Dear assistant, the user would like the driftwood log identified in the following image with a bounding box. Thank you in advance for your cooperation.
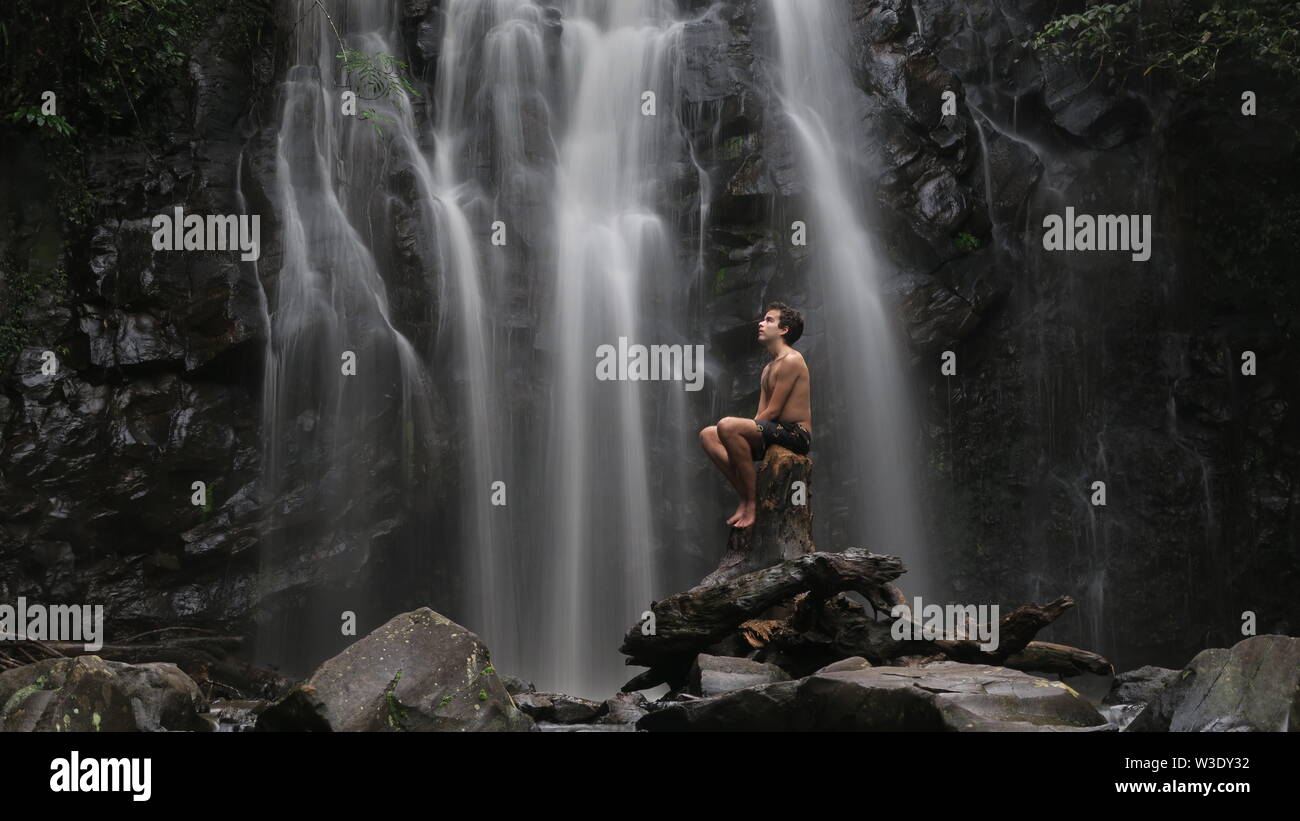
[621,550,1111,690]
[746,592,941,677]
[929,595,1076,663]
[700,445,814,587]
[748,592,1107,678]
[1003,641,1115,677]
[621,548,905,690]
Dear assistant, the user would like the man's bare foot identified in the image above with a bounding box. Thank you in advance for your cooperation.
[726,503,745,526]
[732,501,756,529]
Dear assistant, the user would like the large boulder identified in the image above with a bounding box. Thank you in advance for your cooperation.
[639,661,1110,732]
[0,655,209,732]
[1126,635,1300,732]
[256,608,534,732]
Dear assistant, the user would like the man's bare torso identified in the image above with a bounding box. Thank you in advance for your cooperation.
[760,350,812,432]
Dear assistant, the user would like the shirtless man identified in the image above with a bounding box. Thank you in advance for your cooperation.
[698,302,812,529]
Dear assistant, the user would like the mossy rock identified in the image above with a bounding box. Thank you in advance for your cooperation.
[257,607,534,732]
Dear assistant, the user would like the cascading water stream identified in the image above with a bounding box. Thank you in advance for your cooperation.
[766,0,930,593]
[256,0,698,697]
[255,0,437,672]
[540,1,688,697]
[407,0,552,679]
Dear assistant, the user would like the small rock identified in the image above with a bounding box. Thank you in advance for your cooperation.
[514,692,603,724]
[1103,665,1179,707]
[814,656,872,675]
[689,653,792,697]
[599,692,649,725]
[500,674,536,696]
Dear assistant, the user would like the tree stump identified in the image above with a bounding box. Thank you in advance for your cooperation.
[699,444,813,588]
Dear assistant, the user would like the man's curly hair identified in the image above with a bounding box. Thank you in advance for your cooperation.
[764,301,804,346]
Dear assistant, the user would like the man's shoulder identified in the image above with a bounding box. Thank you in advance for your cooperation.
[781,349,809,371]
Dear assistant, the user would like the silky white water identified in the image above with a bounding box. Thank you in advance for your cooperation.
[767,0,931,592]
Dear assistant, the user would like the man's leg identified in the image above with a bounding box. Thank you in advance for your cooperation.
[699,425,748,525]
[717,416,763,528]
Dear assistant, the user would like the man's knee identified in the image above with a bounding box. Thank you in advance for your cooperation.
[718,416,752,438]
[698,425,718,445]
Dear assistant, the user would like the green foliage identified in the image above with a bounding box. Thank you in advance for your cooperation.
[338,49,419,102]
[7,105,75,137]
[337,48,420,137]
[0,251,68,366]
[955,231,981,253]
[305,1,420,138]
[720,135,747,160]
[1,0,215,132]
[52,152,96,229]
[1,1,261,244]
[1198,187,1300,311]
[1025,0,1300,86]
[384,671,409,730]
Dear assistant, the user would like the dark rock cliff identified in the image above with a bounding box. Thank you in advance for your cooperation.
[1,7,277,638]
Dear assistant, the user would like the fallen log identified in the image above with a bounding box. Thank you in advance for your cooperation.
[683,591,1094,681]
[1002,641,1114,677]
[748,592,940,677]
[621,548,905,685]
[930,595,1075,663]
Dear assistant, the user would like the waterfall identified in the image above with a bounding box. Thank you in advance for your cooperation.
[255,0,697,697]
[765,0,930,591]
[255,0,932,694]
[409,0,550,689]
[539,0,688,697]
[255,0,438,673]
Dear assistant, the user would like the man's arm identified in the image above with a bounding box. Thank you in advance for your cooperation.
[755,363,770,418]
[755,359,797,422]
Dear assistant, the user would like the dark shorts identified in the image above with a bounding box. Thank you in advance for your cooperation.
[752,419,811,459]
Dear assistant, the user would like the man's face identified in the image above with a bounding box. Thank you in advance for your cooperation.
[758,310,785,344]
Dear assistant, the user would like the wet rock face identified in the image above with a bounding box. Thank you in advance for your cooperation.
[0,9,275,640]
[1127,635,1300,733]
[0,655,210,732]
[256,608,533,732]
[639,660,1109,732]
[1,5,425,656]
